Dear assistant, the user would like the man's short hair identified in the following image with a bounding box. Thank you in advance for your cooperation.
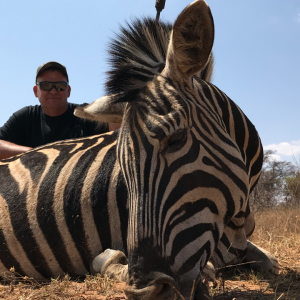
[36,61,69,84]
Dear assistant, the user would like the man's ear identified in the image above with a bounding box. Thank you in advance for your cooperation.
[33,85,38,97]
[67,85,71,98]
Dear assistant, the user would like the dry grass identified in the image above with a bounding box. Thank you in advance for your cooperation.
[0,208,299,299]
[0,272,125,300]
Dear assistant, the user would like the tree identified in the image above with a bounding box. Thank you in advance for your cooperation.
[250,150,296,211]
[285,171,300,206]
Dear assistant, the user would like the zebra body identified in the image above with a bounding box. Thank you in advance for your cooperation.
[0,133,128,280]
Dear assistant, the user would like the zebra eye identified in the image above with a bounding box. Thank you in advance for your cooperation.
[166,129,187,153]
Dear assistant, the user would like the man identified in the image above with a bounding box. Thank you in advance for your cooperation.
[0,61,119,160]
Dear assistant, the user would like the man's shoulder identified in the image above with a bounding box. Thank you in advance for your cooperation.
[13,105,41,118]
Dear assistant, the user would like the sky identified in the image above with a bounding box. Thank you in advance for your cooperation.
[0,0,299,163]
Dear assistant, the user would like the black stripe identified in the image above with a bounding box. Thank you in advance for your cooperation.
[20,151,48,184]
[214,247,225,265]
[91,144,117,251]
[115,172,128,255]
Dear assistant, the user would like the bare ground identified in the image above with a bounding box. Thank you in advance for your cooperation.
[0,208,299,300]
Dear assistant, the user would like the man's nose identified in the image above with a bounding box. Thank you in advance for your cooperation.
[49,86,58,94]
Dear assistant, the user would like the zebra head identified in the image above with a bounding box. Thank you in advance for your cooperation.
[75,1,244,299]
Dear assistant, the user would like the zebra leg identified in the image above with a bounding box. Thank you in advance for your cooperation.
[210,216,249,270]
[210,213,279,275]
[244,211,279,274]
[90,249,128,281]
[210,211,248,269]
[243,241,279,275]
[202,261,216,282]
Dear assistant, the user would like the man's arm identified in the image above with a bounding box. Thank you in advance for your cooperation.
[0,107,33,160]
[0,140,32,160]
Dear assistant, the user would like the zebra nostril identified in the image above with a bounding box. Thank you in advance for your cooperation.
[124,284,176,300]
[149,273,176,299]
[155,282,175,299]
[124,274,176,300]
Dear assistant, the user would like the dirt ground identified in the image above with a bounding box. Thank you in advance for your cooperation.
[0,208,299,300]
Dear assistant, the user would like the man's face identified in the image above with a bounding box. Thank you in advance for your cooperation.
[33,70,71,114]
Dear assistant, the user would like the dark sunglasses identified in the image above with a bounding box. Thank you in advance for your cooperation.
[37,81,68,91]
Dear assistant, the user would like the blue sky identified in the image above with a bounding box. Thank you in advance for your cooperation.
[0,0,299,162]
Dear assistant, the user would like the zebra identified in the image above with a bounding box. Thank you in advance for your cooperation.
[0,3,213,282]
[75,0,278,299]
[0,0,277,298]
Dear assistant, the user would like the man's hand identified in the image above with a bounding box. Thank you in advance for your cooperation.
[0,140,32,160]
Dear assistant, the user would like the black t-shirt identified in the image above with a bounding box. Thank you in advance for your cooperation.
[0,103,109,148]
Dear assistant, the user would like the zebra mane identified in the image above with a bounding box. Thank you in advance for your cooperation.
[105,17,214,95]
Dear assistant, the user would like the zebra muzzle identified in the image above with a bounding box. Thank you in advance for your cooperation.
[124,272,176,300]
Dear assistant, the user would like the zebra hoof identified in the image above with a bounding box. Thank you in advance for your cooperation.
[245,241,279,275]
[202,261,216,282]
[90,249,128,275]
[90,249,128,281]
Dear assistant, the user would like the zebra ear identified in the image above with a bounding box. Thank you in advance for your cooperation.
[165,0,214,78]
[74,95,124,123]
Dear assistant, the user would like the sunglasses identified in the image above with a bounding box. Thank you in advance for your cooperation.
[37,81,68,91]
